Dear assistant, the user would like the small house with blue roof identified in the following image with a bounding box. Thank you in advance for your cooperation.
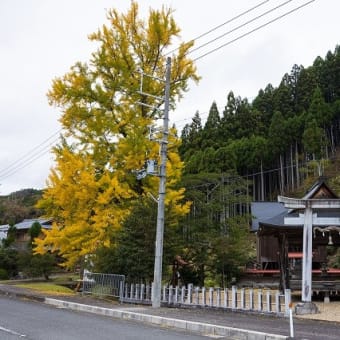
[0,218,52,250]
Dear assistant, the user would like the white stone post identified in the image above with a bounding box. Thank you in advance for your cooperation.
[130,284,134,299]
[188,284,193,304]
[125,283,128,299]
[266,291,271,312]
[249,288,254,310]
[174,286,179,304]
[275,291,281,313]
[162,285,167,302]
[119,281,124,302]
[223,288,228,308]
[209,288,213,307]
[232,286,237,309]
[135,284,139,300]
[240,288,245,309]
[258,290,263,312]
[181,286,185,304]
[202,287,206,306]
[216,288,221,307]
[168,285,173,304]
[140,284,145,301]
[195,286,199,305]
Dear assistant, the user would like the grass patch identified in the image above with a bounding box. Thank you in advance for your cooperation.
[52,275,79,283]
[15,282,75,295]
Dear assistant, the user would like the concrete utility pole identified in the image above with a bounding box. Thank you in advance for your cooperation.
[152,57,171,308]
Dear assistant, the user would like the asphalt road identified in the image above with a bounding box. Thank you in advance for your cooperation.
[1,292,340,340]
[0,296,222,340]
[143,306,340,340]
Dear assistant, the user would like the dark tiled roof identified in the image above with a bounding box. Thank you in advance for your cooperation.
[302,178,338,199]
[251,202,288,231]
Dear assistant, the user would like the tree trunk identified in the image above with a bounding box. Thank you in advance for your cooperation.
[279,154,285,195]
[198,263,205,287]
[290,144,294,191]
[278,233,290,292]
[260,160,264,201]
[330,124,335,155]
[295,141,300,188]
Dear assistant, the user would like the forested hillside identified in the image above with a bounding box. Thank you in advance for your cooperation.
[180,45,340,201]
[0,189,43,225]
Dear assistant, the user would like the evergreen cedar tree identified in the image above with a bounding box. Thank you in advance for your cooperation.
[180,47,340,189]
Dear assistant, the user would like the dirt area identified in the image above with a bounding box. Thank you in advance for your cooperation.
[291,292,340,322]
[295,300,340,322]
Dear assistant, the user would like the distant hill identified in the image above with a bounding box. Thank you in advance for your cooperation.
[0,189,43,225]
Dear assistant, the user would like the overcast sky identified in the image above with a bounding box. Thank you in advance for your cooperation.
[0,0,339,195]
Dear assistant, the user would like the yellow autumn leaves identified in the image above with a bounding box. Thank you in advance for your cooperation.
[34,2,199,268]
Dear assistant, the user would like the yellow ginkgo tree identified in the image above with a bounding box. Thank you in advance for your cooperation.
[34,2,199,269]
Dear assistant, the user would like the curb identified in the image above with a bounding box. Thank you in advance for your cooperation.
[45,298,288,340]
[0,288,45,303]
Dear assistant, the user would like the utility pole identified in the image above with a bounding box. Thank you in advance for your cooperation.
[152,56,171,308]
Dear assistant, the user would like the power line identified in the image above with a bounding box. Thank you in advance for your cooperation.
[188,0,294,56]
[0,143,56,181]
[0,129,61,177]
[171,0,315,130]
[193,0,316,62]
[183,160,313,191]
[166,0,270,56]
[173,110,209,123]
[0,131,60,181]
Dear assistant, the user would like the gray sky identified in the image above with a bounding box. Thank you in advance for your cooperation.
[0,0,339,195]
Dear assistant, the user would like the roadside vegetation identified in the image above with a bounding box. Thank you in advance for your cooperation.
[14,282,75,295]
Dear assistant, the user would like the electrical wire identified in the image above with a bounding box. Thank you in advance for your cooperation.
[165,0,270,56]
[184,160,312,191]
[193,0,315,62]
[0,129,61,177]
[0,142,57,181]
[0,132,60,181]
[188,0,294,56]
[170,0,316,129]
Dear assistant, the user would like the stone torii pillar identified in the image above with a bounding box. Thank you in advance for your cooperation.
[278,196,340,314]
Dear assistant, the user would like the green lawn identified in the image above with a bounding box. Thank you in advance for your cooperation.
[15,282,75,295]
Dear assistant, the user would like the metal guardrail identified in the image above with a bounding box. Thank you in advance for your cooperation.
[82,271,125,298]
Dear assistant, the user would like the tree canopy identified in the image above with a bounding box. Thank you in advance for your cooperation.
[34,2,199,268]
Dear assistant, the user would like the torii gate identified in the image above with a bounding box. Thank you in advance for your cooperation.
[278,196,340,314]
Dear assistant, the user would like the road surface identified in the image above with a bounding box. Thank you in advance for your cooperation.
[0,296,221,340]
